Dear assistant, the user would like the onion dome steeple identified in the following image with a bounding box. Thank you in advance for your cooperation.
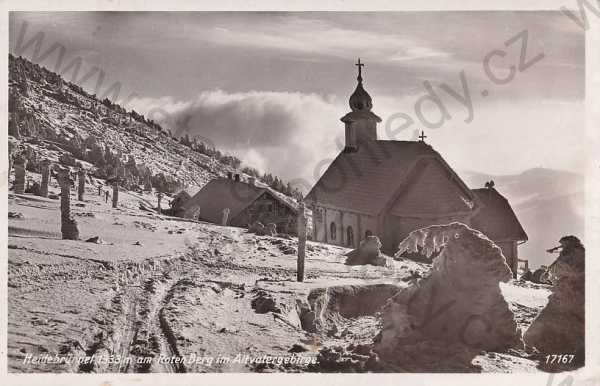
[349,58,373,112]
[341,58,381,151]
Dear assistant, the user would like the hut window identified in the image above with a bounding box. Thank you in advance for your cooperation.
[347,226,354,247]
[330,222,337,240]
[268,204,273,212]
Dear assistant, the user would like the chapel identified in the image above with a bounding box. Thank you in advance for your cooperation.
[304,59,527,276]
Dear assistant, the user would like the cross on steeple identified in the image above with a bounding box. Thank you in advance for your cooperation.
[419,130,427,142]
[355,58,364,82]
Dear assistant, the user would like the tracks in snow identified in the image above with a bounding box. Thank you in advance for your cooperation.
[76,258,190,373]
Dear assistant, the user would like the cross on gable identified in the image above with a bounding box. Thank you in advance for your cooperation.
[419,130,427,142]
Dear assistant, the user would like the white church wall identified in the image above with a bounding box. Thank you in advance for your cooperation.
[311,204,381,249]
[341,212,359,248]
[324,208,343,246]
[312,206,327,242]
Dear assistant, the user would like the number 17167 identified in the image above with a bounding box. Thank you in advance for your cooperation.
[545,354,575,365]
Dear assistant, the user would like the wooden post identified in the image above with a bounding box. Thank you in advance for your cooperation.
[112,180,119,208]
[77,168,86,201]
[297,202,307,282]
[39,159,51,198]
[222,207,230,225]
[157,191,163,213]
[192,206,201,220]
[8,140,16,178]
[13,154,27,194]
[56,166,79,240]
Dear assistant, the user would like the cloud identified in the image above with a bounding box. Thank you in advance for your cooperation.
[199,16,451,63]
[130,90,347,188]
[130,86,584,194]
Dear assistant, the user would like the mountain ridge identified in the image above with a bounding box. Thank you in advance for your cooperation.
[8,53,301,203]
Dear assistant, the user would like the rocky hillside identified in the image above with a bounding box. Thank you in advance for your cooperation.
[7,54,299,202]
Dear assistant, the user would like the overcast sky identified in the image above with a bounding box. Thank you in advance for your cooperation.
[9,12,585,187]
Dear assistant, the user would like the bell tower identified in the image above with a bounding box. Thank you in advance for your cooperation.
[341,58,382,152]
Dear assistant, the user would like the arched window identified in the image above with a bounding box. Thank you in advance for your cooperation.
[346,226,354,247]
[317,208,324,222]
[365,230,373,238]
[330,222,337,240]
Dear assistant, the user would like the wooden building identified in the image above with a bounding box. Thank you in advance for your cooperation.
[470,186,528,276]
[181,174,299,234]
[169,189,195,217]
[305,60,527,276]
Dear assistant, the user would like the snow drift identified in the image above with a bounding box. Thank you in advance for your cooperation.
[524,236,585,370]
[373,222,521,371]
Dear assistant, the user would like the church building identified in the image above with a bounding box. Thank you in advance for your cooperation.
[304,60,528,277]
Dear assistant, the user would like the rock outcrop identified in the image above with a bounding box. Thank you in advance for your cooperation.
[524,236,585,369]
[345,236,387,266]
[373,223,521,371]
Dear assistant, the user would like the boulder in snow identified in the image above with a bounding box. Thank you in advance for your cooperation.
[248,221,265,235]
[345,236,387,266]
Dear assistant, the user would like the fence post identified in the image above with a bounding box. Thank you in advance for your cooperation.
[297,202,307,282]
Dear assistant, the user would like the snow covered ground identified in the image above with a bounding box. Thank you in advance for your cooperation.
[7,175,553,373]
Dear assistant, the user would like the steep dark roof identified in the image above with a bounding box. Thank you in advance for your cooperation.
[172,190,192,201]
[170,189,196,210]
[182,178,298,224]
[178,186,201,197]
[181,178,265,224]
[470,187,528,242]
[305,140,476,215]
